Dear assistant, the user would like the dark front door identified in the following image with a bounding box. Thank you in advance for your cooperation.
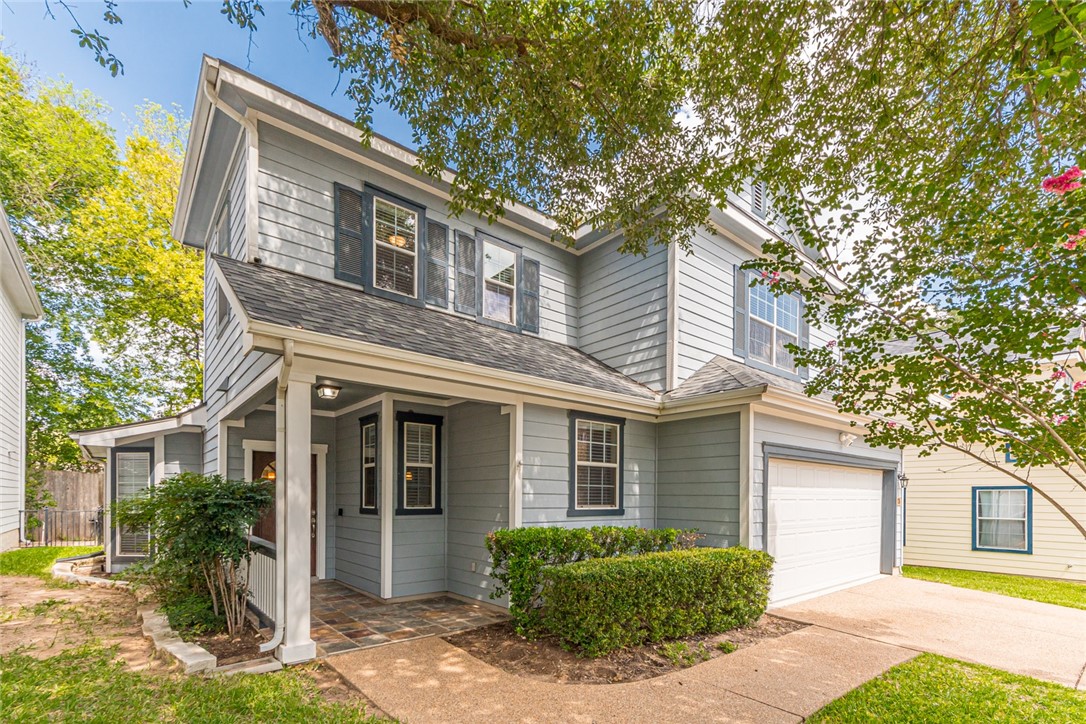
[251,450,318,577]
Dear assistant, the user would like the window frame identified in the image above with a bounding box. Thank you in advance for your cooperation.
[567,412,625,517]
[372,194,420,298]
[395,411,443,515]
[747,280,802,375]
[111,447,153,560]
[216,201,231,257]
[475,232,523,333]
[356,184,428,307]
[359,414,378,514]
[972,485,1032,554]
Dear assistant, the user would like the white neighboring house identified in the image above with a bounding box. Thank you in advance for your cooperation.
[1,203,43,551]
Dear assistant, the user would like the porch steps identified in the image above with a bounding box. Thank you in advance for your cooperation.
[210,657,284,676]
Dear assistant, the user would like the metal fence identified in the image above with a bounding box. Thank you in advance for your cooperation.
[20,508,104,547]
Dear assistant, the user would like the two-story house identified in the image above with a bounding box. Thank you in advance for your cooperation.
[73,57,903,664]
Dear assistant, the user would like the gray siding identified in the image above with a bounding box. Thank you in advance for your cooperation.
[752,411,902,550]
[334,403,381,595]
[657,413,741,548]
[577,238,669,390]
[256,123,578,344]
[446,402,508,602]
[225,410,337,579]
[521,404,655,527]
[391,401,446,598]
[163,432,202,477]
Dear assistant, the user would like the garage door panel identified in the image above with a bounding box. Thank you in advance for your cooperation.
[768,459,885,605]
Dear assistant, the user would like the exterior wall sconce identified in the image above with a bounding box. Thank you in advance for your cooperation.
[315,383,342,401]
[897,473,909,490]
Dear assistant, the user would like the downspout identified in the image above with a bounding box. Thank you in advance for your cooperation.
[260,340,294,654]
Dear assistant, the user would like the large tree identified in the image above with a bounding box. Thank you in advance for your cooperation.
[1,54,202,470]
[45,2,1086,533]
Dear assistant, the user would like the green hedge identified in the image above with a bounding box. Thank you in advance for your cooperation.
[485,526,700,634]
[539,547,773,657]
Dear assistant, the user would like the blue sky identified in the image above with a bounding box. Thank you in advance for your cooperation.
[0,0,413,145]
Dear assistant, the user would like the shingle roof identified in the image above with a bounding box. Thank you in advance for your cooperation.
[216,256,656,401]
[666,355,808,401]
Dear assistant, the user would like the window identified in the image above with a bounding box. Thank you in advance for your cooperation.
[114,450,151,556]
[397,412,442,514]
[216,203,230,256]
[482,240,517,324]
[360,416,378,513]
[973,487,1031,553]
[569,414,624,515]
[373,196,418,297]
[216,285,230,338]
[749,281,800,372]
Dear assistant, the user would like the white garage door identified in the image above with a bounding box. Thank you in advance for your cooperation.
[768,458,884,606]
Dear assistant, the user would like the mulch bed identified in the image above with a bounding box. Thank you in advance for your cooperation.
[443,614,807,685]
[193,626,269,666]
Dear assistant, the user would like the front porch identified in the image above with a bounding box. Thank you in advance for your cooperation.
[310,580,507,657]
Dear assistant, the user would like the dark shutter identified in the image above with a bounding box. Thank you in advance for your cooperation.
[798,302,810,380]
[425,220,449,307]
[733,265,749,358]
[334,184,366,284]
[520,257,540,333]
[454,231,478,315]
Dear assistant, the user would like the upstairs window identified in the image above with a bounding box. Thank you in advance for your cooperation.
[373,196,418,297]
[749,281,800,372]
[482,240,517,324]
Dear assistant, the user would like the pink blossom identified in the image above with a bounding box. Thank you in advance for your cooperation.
[886,421,898,429]
[1074,380,1086,392]
[1052,414,1069,426]
[1051,368,1067,380]
[1063,229,1086,250]
[761,270,781,286]
[1043,166,1083,195]
[826,340,837,349]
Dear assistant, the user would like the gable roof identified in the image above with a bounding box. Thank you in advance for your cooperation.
[215,256,656,401]
[1,202,43,320]
[666,355,809,401]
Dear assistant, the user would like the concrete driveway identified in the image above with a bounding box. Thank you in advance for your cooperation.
[774,575,1086,689]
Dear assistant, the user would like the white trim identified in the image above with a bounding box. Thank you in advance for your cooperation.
[240,438,329,579]
[503,400,524,528]
[361,420,378,510]
[666,243,680,390]
[218,361,282,422]
[245,110,259,261]
[401,421,437,509]
[480,238,518,325]
[739,405,753,548]
[153,436,165,486]
[257,403,335,418]
[572,419,622,511]
[379,395,394,598]
[372,195,420,298]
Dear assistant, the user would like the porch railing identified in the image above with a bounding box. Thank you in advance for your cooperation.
[245,539,276,626]
[20,508,103,547]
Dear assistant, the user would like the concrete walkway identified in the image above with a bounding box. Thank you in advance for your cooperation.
[327,625,913,723]
[774,576,1086,689]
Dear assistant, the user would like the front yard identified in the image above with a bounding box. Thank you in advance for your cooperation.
[810,653,1086,723]
[902,565,1086,610]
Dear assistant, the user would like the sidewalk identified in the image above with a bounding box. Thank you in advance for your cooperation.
[326,626,914,723]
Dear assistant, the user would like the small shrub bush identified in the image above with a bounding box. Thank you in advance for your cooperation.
[539,547,773,657]
[486,526,700,634]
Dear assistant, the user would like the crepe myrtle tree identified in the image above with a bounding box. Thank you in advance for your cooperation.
[749,171,1086,539]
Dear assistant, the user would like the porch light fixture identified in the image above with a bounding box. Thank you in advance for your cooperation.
[315,383,342,401]
[897,473,909,490]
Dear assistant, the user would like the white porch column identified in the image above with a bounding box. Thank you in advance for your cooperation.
[379,394,394,599]
[507,400,524,528]
[278,372,316,664]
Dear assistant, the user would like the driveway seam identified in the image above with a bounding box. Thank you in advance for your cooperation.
[798,623,926,658]
[691,675,807,720]
[1076,660,1086,690]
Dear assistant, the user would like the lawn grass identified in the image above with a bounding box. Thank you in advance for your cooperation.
[0,546,101,582]
[810,653,1086,723]
[0,644,390,723]
[902,565,1086,610]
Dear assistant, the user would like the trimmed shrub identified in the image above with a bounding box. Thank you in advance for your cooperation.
[486,526,700,635]
[539,547,773,657]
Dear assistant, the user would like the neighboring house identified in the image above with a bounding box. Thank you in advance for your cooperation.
[1,203,43,551]
[73,57,903,664]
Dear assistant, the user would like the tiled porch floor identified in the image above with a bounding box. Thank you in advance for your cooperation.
[310,580,508,657]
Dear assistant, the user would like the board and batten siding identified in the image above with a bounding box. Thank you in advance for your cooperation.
[225,410,337,579]
[577,238,669,389]
[255,122,577,344]
[903,446,1086,581]
[752,411,902,558]
[521,404,655,527]
[446,402,509,602]
[334,403,381,595]
[656,413,741,548]
[0,282,26,548]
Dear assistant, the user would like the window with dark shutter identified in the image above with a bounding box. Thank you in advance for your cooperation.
[425,220,449,307]
[334,184,366,284]
[454,232,478,315]
[520,258,540,333]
